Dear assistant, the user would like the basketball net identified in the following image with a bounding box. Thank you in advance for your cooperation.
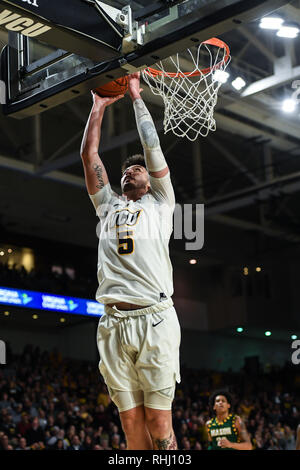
[141,38,231,141]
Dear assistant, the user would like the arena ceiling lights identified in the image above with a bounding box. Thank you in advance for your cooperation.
[259,16,300,38]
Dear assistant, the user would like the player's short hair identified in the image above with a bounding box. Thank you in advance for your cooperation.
[121,154,146,174]
[209,389,233,412]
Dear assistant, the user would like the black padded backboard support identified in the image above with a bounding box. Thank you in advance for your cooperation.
[0,0,123,60]
[0,0,290,118]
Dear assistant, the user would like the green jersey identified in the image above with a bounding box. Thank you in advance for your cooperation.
[207,413,240,450]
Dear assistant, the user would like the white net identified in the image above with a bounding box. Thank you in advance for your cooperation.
[141,38,231,141]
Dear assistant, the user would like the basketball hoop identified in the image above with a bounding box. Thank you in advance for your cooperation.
[141,38,231,141]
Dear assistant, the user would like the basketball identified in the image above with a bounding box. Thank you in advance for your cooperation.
[93,76,129,97]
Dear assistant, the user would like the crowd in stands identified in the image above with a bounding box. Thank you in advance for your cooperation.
[0,344,299,451]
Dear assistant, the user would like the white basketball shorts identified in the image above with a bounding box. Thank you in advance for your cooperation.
[96,299,181,410]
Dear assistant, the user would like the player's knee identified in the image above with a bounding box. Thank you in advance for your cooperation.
[120,408,144,437]
[120,414,137,437]
[145,412,170,437]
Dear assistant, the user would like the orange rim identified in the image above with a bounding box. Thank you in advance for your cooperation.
[144,37,230,78]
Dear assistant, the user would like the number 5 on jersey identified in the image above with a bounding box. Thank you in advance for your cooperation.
[117,230,134,255]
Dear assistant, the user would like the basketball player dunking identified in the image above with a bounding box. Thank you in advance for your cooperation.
[80,72,181,450]
[206,390,252,450]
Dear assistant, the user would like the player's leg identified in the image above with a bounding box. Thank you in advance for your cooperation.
[119,404,153,450]
[97,313,152,449]
[144,387,178,450]
[136,306,181,449]
[108,388,153,450]
[144,407,177,450]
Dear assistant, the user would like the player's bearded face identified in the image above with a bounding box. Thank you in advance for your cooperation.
[121,165,150,192]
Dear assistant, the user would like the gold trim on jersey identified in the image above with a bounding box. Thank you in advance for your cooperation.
[215,413,232,426]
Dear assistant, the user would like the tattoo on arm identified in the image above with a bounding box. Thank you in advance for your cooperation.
[154,432,177,450]
[134,99,160,149]
[93,163,104,190]
[141,121,159,148]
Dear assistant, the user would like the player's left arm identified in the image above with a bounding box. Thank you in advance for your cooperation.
[128,72,175,207]
[219,416,252,450]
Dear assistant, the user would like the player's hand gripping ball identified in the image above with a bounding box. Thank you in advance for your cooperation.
[93,76,128,97]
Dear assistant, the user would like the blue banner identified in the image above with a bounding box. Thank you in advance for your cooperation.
[0,286,104,317]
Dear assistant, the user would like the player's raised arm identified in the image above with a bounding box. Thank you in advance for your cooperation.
[128,72,169,179]
[80,92,123,198]
[128,72,175,208]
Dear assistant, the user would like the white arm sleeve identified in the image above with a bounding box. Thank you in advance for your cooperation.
[133,98,167,172]
[89,182,113,210]
[89,183,120,219]
[149,173,175,210]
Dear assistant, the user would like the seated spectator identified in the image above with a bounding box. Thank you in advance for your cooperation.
[0,433,13,450]
[25,416,45,446]
[284,425,296,450]
[46,426,60,448]
[83,434,94,450]
[0,393,11,411]
[11,403,24,425]
[0,411,17,438]
[65,425,76,447]
[16,437,30,450]
[67,435,85,451]
[55,429,69,450]
[100,437,112,450]
[111,433,121,450]
[38,409,47,429]
[97,385,111,408]
[54,439,65,450]
[17,413,31,436]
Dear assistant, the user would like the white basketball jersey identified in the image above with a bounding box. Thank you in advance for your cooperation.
[89,173,175,306]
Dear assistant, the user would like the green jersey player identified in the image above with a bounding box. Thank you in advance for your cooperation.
[206,390,252,450]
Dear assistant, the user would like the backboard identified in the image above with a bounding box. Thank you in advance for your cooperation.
[0,0,290,118]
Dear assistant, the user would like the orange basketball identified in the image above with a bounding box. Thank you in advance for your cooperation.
[94,76,128,97]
